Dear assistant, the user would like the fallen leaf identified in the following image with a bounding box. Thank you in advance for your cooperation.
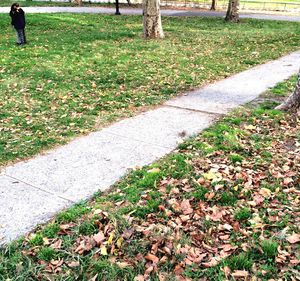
[223,266,231,277]
[244,125,256,130]
[67,261,80,268]
[202,258,219,267]
[286,233,300,244]
[100,245,108,256]
[145,253,159,263]
[50,239,62,249]
[180,199,193,215]
[134,275,145,281]
[147,168,160,173]
[116,261,130,268]
[93,232,105,245]
[232,270,249,278]
[259,187,272,198]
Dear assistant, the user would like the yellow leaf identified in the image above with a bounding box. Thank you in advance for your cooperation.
[43,237,50,245]
[147,168,160,173]
[100,246,108,256]
[244,125,256,130]
[203,171,217,180]
[107,233,114,245]
[259,188,272,198]
[249,214,263,228]
[116,237,123,248]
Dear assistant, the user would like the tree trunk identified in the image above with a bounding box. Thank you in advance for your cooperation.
[73,0,83,6]
[210,0,217,10]
[276,72,300,112]
[143,0,164,39]
[225,0,239,22]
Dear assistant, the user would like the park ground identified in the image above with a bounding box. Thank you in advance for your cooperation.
[1,10,300,281]
[1,14,300,166]
[0,76,299,280]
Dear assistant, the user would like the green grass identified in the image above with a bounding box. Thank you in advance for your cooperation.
[1,14,300,166]
[225,252,254,271]
[234,207,252,221]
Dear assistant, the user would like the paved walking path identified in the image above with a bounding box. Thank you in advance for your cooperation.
[1,51,300,246]
[0,6,300,22]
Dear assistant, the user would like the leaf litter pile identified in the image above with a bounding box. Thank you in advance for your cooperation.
[1,89,300,280]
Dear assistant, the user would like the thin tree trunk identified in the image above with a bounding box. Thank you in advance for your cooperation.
[210,0,217,10]
[276,72,300,112]
[225,0,239,22]
[73,0,83,6]
[143,0,164,39]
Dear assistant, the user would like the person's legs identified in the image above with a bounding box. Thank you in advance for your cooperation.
[15,29,26,45]
[15,28,22,44]
[22,29,27,44]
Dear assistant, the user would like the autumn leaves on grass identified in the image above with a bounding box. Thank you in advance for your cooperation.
[12,107,300,280]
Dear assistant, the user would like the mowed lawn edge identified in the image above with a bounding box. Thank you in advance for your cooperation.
[1,14,300,167]
[0,77,299,280]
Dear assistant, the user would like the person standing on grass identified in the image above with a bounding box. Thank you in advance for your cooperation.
[10,3,26,45]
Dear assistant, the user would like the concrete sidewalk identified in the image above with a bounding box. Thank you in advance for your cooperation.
[1,51,300,246]
[0,6,300,22]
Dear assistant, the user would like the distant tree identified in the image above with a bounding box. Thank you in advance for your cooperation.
[225,0,239,22]
[143,0,164,39]
[72,0,83,6]
[276,71,300,112]
[211,0,217,10]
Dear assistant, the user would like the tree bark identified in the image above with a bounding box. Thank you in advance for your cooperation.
[276,72,300,112]
[225,0,240,22]
[143,0,164,39]
[210,0,217,10]
[73,0,83,6]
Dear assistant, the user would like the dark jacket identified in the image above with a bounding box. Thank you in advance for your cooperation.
[10,8,25,29]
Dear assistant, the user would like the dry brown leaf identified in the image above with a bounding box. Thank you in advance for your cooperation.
[231,270,249,278]
[289,259,300,265]
[116,261,131,268]
[220,244,238,252]
[205,192,215,200]
[253,194,265,205]
[50,259,64,268]
[286,233,300,244]
[259,187,272,198]
[93,231,105,245]
[202,258,219,267]
[283,177,293,185]
[144,266,154,276]
[50,239,62,249]
[223,266,231,277]
[174,264,184,275]
[67,261,80,268]
[134,275,145,281]
[145,253,159,264]
[180,199,193,215]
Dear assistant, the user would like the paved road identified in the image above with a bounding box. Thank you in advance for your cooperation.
[0,6,300,22]
[1,51,300,245]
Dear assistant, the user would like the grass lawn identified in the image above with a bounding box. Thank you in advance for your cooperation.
[0,77,299,280]
[1,14,300,166]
